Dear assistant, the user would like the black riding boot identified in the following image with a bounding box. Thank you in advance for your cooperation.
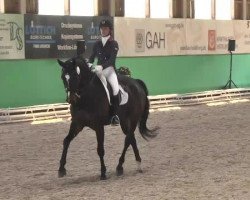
[111,93,120,126]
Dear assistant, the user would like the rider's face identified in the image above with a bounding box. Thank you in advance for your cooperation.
[100,26,111,37]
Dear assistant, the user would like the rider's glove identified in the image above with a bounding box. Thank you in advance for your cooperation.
[87,62,93,68]
[91,65,103,73]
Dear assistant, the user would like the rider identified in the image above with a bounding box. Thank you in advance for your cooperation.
[88,19,120,126]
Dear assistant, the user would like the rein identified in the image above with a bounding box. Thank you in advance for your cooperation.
[63,57,98,104]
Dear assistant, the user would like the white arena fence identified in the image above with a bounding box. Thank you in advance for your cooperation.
[1,88,250,124]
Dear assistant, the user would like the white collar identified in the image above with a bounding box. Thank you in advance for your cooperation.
[101,35,110,46]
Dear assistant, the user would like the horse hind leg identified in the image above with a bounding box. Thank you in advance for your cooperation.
[116,134,131,176]
[130,134,143,173]
[117,121,140,176]
[116,133,142,175]
[58,122,83,178]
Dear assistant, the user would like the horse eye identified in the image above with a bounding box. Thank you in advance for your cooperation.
[65,74,70,80]
[76,66,80,75]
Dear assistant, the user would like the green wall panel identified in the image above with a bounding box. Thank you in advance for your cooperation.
[117,54,250,95]
[1,54,250,108]
[0,59,65,108]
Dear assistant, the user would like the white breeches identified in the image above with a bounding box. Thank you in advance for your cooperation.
[96,66,119,96]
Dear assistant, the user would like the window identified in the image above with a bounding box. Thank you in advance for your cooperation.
[26,0,38,14]
[187,0,194,18]
[70,0,94,16]
[4,0,20,13]
[125,0,145,18]
[247,0,250,19]
[98,0,110,16]
[0,0,4,13]
[195,0,212,19]
[234,0,243,19]
[216,0,232,19]
[172,0,194,18]
[115,0,124,16]
[150,0,170,18]
[38,0,64,15]
[172,0,183,18]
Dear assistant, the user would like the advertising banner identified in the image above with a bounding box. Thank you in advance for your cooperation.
[184,19,216,55]
[233,20,250,54]
[25,15,112,59]
[115,18,250,57]
[2,15,250,59]
[0,14,25,59]
[215,20,234,54]
[115,18,186,57]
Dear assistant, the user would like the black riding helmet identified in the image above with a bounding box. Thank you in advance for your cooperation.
[99,19,113,30]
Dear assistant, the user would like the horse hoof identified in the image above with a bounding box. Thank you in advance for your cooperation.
[58,169,66,178]
[100,175,107,180]
[136,161,143,173]
[116,167,123,176]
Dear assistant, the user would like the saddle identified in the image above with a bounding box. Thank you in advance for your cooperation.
[98,76,128,105]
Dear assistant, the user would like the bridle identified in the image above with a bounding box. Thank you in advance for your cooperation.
[63,66,82,103]
[61,57,94,104]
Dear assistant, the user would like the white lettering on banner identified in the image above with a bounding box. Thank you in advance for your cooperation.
[61,23,83,29]
[86,22,100,41]
[57,44,77,50]
[61,34,83,40]
[33,44,50,48]
[146,32,166,49]
[91,35,101,40]
[25,24,56,35]
[30,35,52,40]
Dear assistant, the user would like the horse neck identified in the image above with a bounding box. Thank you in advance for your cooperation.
[79,72,106,98]
[79,71,95,90]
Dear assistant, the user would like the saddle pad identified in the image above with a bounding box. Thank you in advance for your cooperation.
[99,77,128,105]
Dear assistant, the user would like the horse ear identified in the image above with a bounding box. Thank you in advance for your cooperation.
[57,59,65,68]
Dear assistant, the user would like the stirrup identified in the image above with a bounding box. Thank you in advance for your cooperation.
[111,115,120,126]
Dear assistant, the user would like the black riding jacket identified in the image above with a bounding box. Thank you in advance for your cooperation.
[89,36,119,69]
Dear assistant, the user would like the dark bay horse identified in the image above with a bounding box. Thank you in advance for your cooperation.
[57,57,158,180]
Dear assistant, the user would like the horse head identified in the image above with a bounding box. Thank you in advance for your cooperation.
[57,57,92,104]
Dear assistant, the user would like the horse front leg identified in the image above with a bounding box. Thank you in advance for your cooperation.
[95,126,106,180]
[58,121,84,177]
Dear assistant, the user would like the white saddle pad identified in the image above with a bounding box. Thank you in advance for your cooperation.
[99,77,128,105]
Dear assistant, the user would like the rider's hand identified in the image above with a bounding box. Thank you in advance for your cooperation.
[87,62,93,68]
[91,65,103,73]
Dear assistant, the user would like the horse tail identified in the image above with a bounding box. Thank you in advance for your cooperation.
[136,79,159,141]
